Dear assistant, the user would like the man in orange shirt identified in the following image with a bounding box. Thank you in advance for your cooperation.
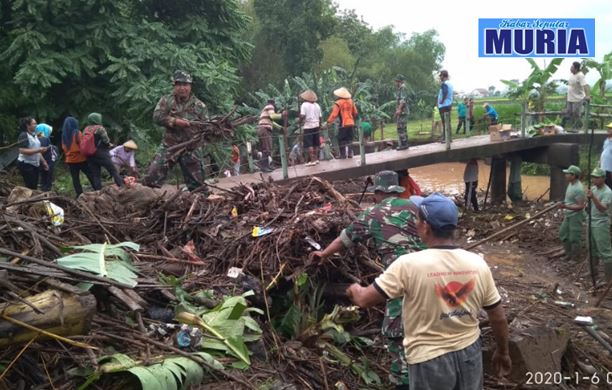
[325,87,358,159]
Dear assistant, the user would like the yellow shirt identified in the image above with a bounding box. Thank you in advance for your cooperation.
[375,248,501,364]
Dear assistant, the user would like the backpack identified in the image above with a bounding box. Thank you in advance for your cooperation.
[80,125,101,157]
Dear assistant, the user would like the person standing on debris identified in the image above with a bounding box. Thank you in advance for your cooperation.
[326,87,358,159]
[35,123,58,192]
[16,117,48,190]
[143,70,207,191]
[61,116,94,197]
[346,193,511,389]
[394,75,410,150]
[463,158,479,211]
[110,140,139,177]
[438,70,454,143]
[586,168,612,282]
[83,113,124,190]
[599,122,612,189]
[256,99,283,172]
[309,171,425,388]
[561,61,590,130]
[299,90,322,166]
[483,103,499,126]
[559,165,586,261]
[456,97,467,135]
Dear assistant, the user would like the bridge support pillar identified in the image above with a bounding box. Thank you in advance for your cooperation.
[507,155,523,202]
[547,143,580,201]
[491,156,507,205]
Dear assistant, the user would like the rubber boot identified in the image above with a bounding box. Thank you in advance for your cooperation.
[259,153,273,173]
[395,130,408,150]
[339,144,347,159]
[605,263,612,282]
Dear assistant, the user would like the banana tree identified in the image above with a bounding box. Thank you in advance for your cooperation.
[583,52,612,99]
[501,58,564,112]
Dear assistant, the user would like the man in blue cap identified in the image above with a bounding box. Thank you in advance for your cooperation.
[346,193,511,389]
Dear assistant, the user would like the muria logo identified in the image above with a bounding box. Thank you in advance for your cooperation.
[479,18,595,57]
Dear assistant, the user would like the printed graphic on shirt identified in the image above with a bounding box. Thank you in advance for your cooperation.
[435,279,475,307]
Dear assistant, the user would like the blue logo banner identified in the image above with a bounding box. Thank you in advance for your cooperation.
[479,18,595,57]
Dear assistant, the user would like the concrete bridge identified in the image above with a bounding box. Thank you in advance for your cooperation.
[216,132,608,203]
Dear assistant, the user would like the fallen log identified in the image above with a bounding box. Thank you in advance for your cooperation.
[0,289,96,347]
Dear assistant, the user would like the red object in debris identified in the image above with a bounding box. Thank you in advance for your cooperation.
[399,175,422,198]
[181,240,205,263]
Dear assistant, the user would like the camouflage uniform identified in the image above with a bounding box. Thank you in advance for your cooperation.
[395,76,410,149]
[143,71,208,191]
[340,189,425,386]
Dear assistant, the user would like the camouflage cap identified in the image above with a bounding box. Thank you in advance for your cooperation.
[173,70,193,84]
[591,167,606,177]
[367,170,405,194]
[562,165,581,176]
[395,74,406,81]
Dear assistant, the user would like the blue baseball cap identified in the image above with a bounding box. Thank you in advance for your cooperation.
[410,193,458,230]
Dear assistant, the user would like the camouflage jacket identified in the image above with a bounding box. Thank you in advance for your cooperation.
[153,93,208,146]
[395,83,409,117]
[340,197,425,268]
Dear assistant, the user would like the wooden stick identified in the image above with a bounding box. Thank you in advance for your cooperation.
[108,286,143,312]
[465,203,559,250]
[0,334,38,381]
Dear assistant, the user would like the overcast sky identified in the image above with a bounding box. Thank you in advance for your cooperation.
[334,0,612,94]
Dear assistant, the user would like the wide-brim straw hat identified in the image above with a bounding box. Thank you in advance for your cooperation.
[299,89,318,102]
[333,87,351,99]
[123,140,138,150]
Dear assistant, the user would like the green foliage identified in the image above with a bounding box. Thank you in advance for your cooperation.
[79,352,222,390]
[57,242,140,287]
[0,0,250,136]
[583,52,612,99]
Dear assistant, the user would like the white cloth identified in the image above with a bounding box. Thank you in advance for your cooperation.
[567,72,588,102]
[601,138,612,172]
[17,132,41,167]
[300,102,322,130]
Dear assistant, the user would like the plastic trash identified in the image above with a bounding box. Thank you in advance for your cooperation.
[553,300,575,308]
[230,206,238,218]
[227,267,244,279]
[252,226,273,237]
[176,325,192,348]
[305,236,321,250]
[44,201,64,226]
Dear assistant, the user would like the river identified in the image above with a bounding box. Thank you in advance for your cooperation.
[409,162,550,201]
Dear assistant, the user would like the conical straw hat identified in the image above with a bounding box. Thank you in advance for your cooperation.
[333,87,351,99]
[299,89,318,102]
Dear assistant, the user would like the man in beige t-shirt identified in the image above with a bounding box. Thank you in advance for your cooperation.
[562,61,591,130]
[347,193,511,390]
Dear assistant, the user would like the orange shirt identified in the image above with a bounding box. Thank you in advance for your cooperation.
[62,132,87,164]
[327,98,358,128]
[399,175,422,199]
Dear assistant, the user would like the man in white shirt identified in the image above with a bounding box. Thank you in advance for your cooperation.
[562,61,590,130]
[346,193,511,389]
[298,90,322,166]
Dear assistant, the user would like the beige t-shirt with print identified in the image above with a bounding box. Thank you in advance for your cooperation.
[375,247,501,364]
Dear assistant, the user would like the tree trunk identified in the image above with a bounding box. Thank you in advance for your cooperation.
[0,289,96,347]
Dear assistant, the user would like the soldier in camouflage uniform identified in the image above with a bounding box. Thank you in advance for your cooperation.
[395,75,410,151]
[309,171,425,389]
[143,70,208,191]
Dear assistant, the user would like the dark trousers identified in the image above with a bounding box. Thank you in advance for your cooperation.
[465,181,479,211]
[40,162,54,192]
[68,162,94,196]
[88,149,124,190]
[17,161,40,190]
[439,106,451,140]
[606,171,612,190]
[338,126,354,158]
[456,117,466,134]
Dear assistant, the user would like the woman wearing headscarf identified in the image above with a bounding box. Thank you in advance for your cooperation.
[61,116,94,196]
[16,117,48,189]
[83,113,124,190]
[35,123,58,191]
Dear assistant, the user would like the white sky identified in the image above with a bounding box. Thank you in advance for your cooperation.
[334,0,612,93]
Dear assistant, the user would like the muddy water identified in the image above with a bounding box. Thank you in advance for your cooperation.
[409,162,550,201]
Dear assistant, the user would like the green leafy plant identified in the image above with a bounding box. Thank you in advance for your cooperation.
[78,352,222,390]
[57,242,140,287]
